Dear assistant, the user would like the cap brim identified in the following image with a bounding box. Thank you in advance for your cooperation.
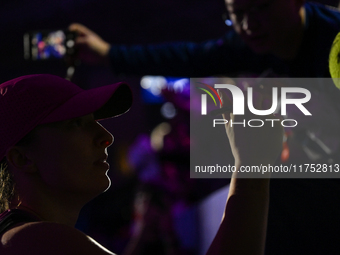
[41,82,132,124]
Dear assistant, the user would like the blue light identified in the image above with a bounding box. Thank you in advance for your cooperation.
[225,19,233,26]
[161,102,177,119]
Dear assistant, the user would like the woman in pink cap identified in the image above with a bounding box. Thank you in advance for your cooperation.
[0,74,283,255]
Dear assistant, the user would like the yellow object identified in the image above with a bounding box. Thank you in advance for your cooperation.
[329,32,340,88]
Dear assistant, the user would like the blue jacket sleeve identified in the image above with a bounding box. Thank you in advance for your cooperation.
[108,31,268,77]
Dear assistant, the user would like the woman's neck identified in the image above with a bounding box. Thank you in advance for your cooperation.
[10,192,84,227]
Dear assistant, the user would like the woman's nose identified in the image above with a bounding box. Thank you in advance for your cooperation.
[95,122,114,148]
[103,135,114,147]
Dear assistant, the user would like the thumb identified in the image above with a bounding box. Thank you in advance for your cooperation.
[69,23,93,36]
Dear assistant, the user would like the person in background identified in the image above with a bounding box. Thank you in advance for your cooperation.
[69,0,340,79]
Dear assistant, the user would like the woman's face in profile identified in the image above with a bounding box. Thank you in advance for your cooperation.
[25,114,114,200]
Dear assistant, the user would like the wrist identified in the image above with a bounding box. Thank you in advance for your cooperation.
[99,41,110,57]
[233,160,274,179]
[235,160,276,168]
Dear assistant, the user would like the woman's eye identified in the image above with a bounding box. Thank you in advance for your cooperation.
[70,118,83,127]
[68,115,94,128]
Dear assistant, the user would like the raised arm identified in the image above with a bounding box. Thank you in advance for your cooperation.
[206,89,283,255]
[68,23,261,77]
[69,23,111,65]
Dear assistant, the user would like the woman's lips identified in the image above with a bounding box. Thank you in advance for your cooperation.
[94,155,109,169]
[94,160,110,170]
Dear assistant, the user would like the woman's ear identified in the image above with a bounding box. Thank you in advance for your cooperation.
[6,146,37,173]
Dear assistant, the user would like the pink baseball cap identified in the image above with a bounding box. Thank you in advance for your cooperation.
[0,74,132,161]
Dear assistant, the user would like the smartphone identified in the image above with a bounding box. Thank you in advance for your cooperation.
[24,29,76,60]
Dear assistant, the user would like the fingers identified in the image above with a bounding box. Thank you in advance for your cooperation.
[74,36,88,45]
[68,23,110,58]
[69,23,93,45]
[68,23,93,35]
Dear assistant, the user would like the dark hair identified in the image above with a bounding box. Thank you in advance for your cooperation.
[0,158,14,213]
[0,129,38,213]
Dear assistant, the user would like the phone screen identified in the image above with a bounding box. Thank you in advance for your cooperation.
[24,30,76,60]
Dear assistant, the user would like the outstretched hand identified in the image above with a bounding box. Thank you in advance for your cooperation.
[219,88,283,171]
[68,23,110,65]
[206,87,284,255]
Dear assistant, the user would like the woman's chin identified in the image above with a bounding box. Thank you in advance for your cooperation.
[102,176,111,193]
